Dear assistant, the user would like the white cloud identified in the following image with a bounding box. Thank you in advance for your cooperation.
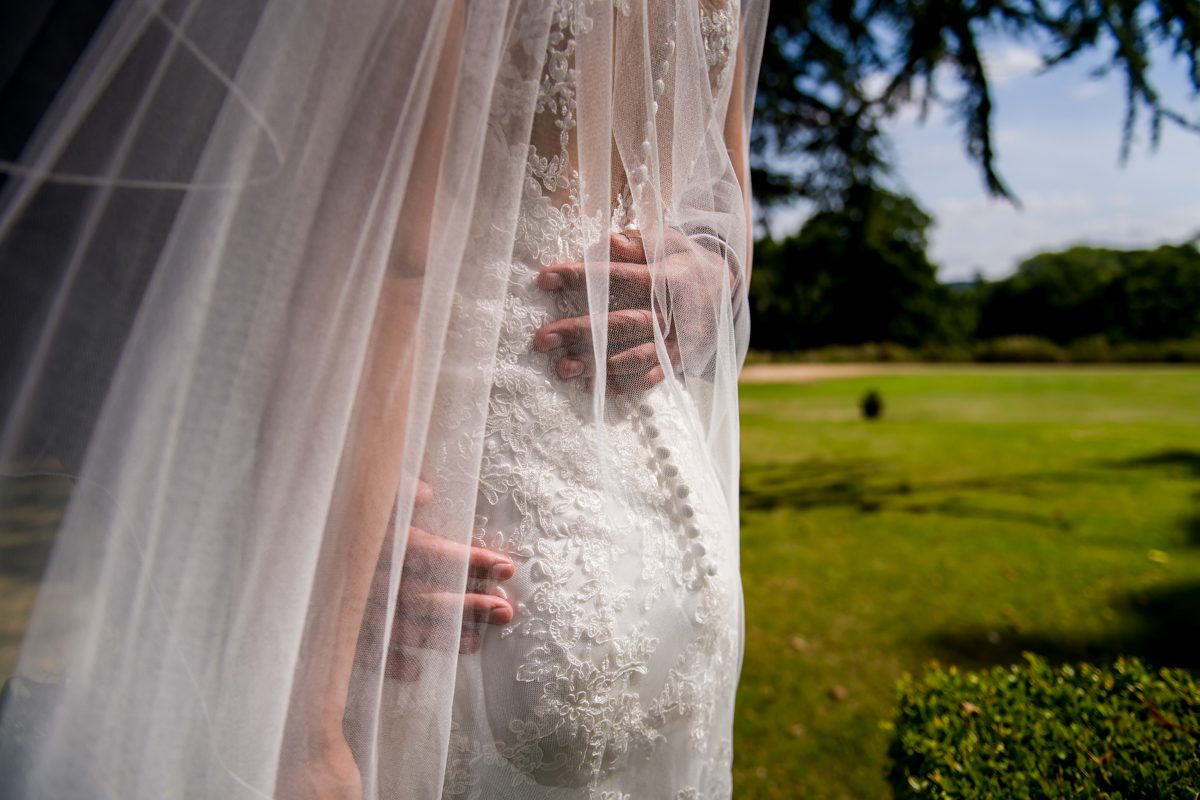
[929,192,1200,279]
[983,45,1044,88]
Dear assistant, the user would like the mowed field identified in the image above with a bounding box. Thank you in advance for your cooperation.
[732,367,1200,799]
[2,367,1198,797]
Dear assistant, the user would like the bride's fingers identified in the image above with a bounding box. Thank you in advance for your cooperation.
[458,629,482,655]
[537,260,653,302]
[557,342,665,379]
[402,590,514,626]
[609,231,648,263]
[403,526,515,581]
[413,478,434,508]
[384,650,422,682]
[596,364,666,396]
[383,627,479,681]
[608,342,667,376]
[533,308,657,353]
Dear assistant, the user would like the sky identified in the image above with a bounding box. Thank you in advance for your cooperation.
[768,42,1200,282]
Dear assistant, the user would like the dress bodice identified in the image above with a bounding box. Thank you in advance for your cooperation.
[515,0,741,266]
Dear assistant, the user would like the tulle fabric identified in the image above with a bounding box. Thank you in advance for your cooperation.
[0,1,766,797]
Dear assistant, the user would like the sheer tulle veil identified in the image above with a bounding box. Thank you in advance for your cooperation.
[0,1,766,797]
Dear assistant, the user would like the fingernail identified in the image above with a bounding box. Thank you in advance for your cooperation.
[539,272,563,290]
[489,601,513,625]
[491,585,508,601]
[535,332,562,351]
[559,358,583,378]
[491,561,515,581]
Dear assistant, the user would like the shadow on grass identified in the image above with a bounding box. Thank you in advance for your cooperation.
[739,459,1121,531]
[1107,448,1200,547]
[923,581,1200,673]
[923,448,1200,673]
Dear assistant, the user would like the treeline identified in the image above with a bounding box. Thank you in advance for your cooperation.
[749,190,1200,362]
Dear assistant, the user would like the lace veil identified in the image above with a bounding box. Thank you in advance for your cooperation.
[0,0,766,797]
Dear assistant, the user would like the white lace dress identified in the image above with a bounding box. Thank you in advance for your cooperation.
[440,3,743,798]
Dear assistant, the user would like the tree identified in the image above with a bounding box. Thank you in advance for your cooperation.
[1105,243,1200,341]
[976,241,1200,342]
[976,246,1124,342]
[753,1,1200,213]
[750,187,972,349]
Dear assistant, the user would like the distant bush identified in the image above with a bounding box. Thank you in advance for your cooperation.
[974,336,1069,363]
[1109,339,1200,363]
[744,338,1200,365]
[1067,335,1114,363]
[744,342,921,364]
[890,654,1200,799]
[861,389,884,419]
[917,343,975,363]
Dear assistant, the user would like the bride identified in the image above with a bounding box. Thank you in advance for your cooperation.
[0,1,766,798]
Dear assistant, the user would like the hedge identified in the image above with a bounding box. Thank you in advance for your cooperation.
[744,337,1200,365]
[890,654,1200,799]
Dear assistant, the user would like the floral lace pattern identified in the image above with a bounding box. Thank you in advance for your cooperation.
[444,256,737,796]
[700,4,737,84]
[441,2,741,798]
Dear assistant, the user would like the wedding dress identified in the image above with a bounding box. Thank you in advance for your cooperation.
[0,2,766,798]
[442,5,743,797]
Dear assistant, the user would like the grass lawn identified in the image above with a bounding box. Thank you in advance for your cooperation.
[732,367,1200,799]
[3,367,1198,796]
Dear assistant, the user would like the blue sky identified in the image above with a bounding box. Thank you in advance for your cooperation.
[769,42,1200,281]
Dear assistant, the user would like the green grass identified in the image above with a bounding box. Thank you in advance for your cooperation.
[732,367,1200,799]
[4,368,1199,795]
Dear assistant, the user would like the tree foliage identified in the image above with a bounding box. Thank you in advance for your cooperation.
[750,216,1200,352]
[978,240,1200,342]
[750,187,974,349]
[753,1,1200,212]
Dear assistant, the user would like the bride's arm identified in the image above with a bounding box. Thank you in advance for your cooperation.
[724,28,754,284]
[278,3,514,796]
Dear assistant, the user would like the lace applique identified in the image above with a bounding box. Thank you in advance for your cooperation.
[701,2,737,85]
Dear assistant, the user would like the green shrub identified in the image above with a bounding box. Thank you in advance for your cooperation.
[861,389,884,419]
[974,336,1069,363]
[918,343,975,363]
[792,342,920,363]
[890,654,1200,799]
[1109,339,1200,363]
[1067,335,1114,363]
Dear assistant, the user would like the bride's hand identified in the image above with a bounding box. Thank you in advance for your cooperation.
[365,480,516,681]
[533,229,731,394]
